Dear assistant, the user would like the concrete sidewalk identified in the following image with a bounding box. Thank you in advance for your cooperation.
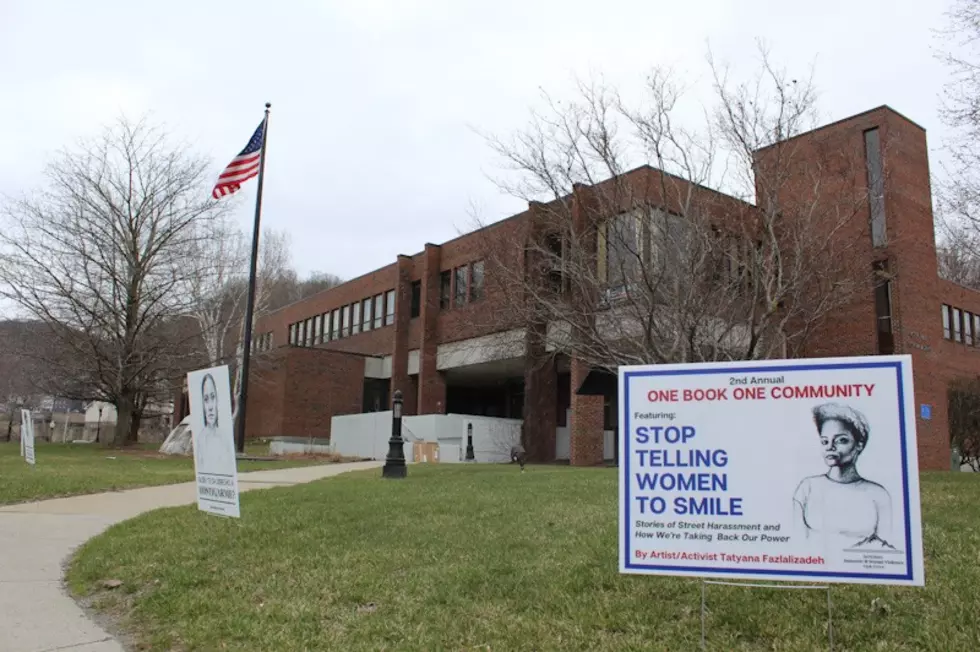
[0,460,381,652]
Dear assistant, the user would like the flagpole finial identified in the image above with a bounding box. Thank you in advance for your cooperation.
[265,102,271,109]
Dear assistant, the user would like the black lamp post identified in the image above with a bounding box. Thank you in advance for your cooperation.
[465,422,475,462]
[382,390,407,478]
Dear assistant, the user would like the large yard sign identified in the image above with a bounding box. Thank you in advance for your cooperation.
[187,365,240,518]
[619,355,924,586]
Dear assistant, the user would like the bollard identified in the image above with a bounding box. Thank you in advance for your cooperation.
[465,422,475,462]
[382,390,407,478]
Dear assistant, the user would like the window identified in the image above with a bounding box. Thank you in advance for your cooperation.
[297,320,306,347]
[471,261,485,301]
[306,318,314,346]
[342,305,351,338]
[974,314,980,346]
[440,271,451,309]
[385,289,396,326]
[410,281,421,318]
[373,294,384,329]
[352,302,361,335]
[454,266,469,307]
[604,212,640,287]
[362,298,373,332]
[873,277,893,355]
[954,307,963,342]
[313,315,322,345]
[943,305,952,340]
[289,323,297,345]
[967,312,974,346]
[321,313,331,342]
[331,308,340,340]
[865,129,887,247]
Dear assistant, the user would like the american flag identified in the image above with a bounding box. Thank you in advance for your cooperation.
[211,120,266,199]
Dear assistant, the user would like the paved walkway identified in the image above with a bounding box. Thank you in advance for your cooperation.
[0,461,382,652]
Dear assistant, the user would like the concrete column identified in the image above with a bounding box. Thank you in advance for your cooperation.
[418,244,446,414]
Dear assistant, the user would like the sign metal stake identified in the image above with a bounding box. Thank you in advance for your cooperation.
[699,580,833,651]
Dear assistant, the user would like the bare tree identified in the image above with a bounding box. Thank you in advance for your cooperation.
[226,228,291,420]
[185,216,249,368]
[183,223,292,411]
[938,0,980,231]
[477,48,873,373]
[937,220,980,289]
[0,118,227,447]
[948,376,980,471]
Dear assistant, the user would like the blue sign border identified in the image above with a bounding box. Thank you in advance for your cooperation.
[622,360,914,582]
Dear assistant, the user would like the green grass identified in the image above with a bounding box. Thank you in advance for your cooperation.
[66,466,980,651]
[0,441,332,505]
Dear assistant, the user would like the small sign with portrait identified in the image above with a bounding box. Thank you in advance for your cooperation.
[619,355,924,586]
[187,365,240,518]
[21,409,35,466]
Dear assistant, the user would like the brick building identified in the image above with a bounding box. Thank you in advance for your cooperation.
[242,106,975,471]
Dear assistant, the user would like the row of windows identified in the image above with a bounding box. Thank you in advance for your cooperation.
[286,260,486,347]
[251,332,273,352]
[440,260,485,309]
[288,290,396,347]
[942,304,980,346]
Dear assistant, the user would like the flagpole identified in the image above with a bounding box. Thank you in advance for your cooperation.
[235,102,271,454]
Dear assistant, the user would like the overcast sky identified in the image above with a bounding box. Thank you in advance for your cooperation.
[0,0,958,282]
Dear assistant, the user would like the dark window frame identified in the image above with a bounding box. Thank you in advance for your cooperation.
[864,128,887,247]
[471,260,485,301]
[410,280,422,318]
[384,289,396,326]
[373,294,384,329]
[351,302,361,335]
[454,265,469,307]
[439,271,451,309]
[362,298,373,332]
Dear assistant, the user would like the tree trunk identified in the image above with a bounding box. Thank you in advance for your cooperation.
[113,394,134,448]
[127,410,141,444]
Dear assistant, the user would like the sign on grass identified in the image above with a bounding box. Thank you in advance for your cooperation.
[20,409,35,466]
[619,355,924,586]
[187,365,240,518]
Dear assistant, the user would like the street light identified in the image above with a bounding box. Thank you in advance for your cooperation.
[382,390,406,479]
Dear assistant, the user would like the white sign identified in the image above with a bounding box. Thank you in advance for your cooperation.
[21,409,35,466]
[187,365,240,518]
[619,355,924,586]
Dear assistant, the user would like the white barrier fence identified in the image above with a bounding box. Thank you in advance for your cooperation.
[329,412,521,463]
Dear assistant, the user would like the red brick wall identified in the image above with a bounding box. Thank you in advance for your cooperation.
[523,323,557,462]
[569,356,604,465]
[418,244,446,413]
[245,346,364,440]
[244,349,287,440]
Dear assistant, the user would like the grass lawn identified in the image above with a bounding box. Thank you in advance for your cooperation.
[0,441,337,505]
[67,466,980,651]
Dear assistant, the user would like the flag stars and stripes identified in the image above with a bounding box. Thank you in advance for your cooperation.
[211,120,266,199]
